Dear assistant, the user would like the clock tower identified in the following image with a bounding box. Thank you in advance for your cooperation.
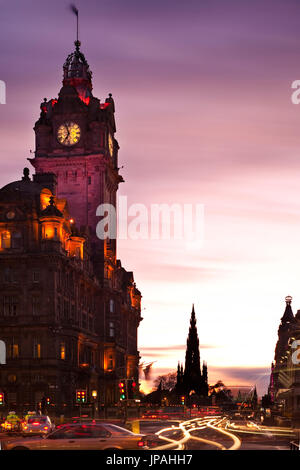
[29,39,122,277]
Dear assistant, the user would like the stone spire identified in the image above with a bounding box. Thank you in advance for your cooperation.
[275,296,296,365]
[280,296,295,325]
[183,305,202,391]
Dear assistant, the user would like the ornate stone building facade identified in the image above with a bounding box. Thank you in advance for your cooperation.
[0,40,142,413]
[269,296,300,424]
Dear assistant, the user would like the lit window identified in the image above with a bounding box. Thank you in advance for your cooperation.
[60,343,66,360]
[108,355,114,369]
[12,344,19,358]
[33,340,41,358]
[109,299,114,313]
[1,231,11,249]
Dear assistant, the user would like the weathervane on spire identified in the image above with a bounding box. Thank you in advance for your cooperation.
[70,4,80,49]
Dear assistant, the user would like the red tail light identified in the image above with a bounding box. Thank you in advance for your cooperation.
[137,440,145,447]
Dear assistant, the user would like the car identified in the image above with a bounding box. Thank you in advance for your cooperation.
[21,415,54,436]
[1,422,154,450]
[1,421,20,434]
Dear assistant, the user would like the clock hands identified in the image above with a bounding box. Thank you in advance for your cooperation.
[58,122,80,146]
[64,125,71,144]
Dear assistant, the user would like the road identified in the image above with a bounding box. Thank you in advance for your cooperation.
[0,416,295,450]
[141,415,294,450]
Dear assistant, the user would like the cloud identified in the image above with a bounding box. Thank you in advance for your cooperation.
[207,366,271,397]
[140,344,216,352]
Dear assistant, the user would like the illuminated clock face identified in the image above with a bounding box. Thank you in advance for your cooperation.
[108,133,114,157]
[57,122,81,146]
[6,211,15,220]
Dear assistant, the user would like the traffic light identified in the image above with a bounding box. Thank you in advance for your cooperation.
[46,397,50,405]
[0,392,4,405]
[127,379,137,399]
[76,389,87,403]
[181,396,185,405]
[118,381,126,400]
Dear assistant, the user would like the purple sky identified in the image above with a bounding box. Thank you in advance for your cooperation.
[2,0,300,395]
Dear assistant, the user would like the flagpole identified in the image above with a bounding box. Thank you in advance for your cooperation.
[70,4,79,44]
[76,10,79,42]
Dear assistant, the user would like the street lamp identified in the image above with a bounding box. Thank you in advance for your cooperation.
[92,390,98,419]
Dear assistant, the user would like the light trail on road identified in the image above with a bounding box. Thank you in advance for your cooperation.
[225,420,295,438]
[152,415,242,451]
